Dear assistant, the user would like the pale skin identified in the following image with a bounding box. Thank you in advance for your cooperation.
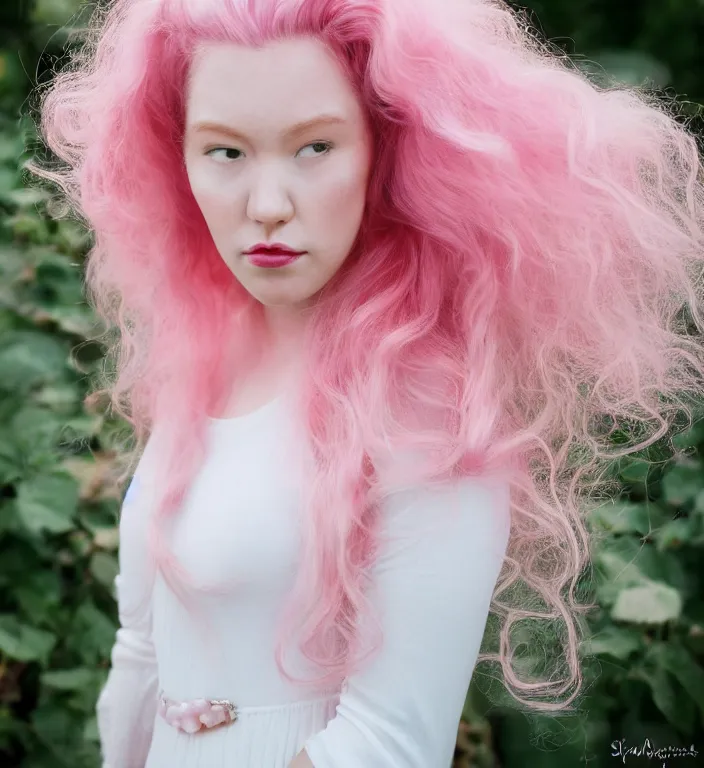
[182,36,374,762]
[183,36,373,413]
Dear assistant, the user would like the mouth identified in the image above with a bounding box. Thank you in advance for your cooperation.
[248,248,302,257]
[244,250,306,269]
[244,244,306,257]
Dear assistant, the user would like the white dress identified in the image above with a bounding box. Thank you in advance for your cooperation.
[96,391,511,768]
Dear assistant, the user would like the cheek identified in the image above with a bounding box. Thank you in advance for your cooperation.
[188,172,232,230]
[313,159,369,228]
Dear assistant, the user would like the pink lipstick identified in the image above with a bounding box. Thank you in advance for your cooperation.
[247,252,302,268]
[245,243,306,269]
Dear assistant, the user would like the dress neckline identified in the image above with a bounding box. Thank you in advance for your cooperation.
[206,394,284,426]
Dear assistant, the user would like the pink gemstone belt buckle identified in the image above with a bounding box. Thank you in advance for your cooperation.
[157,689,239,734]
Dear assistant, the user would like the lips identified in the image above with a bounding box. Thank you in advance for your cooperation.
[245,244,306,256]
[250,248,298,256]
[246,250,304,269]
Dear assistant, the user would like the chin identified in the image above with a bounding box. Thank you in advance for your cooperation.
[249,292,311,308]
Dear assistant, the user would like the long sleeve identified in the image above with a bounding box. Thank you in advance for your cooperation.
[303,473,512,768]
[97,441,160,768]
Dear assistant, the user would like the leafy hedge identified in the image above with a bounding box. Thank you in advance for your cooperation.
[1,2,703,767]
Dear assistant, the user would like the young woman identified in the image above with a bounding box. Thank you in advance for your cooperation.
[29,0,704,766]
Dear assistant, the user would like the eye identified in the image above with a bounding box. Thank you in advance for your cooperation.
[296,141,333,158]
[204,147,243,162]
[203,141,333,162]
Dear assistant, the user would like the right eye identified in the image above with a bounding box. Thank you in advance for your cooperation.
[205,147,243,162]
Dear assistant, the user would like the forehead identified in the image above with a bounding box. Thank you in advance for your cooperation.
[185,37,363,128]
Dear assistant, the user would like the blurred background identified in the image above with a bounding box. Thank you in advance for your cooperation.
[1,1,703,767]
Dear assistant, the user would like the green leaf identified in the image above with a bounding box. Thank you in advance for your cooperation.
[0,132,22,163]
[9,407,70,463]
[695,489,704,515]
[4,187,50,208]
[0,428,24,484]
[0,331,70,392]
[618,458,651,484]
[14,571,62,623]
[595,535,688,594]
[33,384,84,414]
[650,643,704,719]
[0,615,56,663]
[672,419,704,449]
[611,582,682,624]
[588,500,661,536]
[15,473,80,535]
[70,602,116,664]
[593,537,651,604]
[41,668,96,691]
[83,715,99,743]
[642,666,695,732]
[0,167,17,198]
[581,625,643,660]
[661,461,704,507]
[654,517,696,550]
[89,552,118,588]
[30,704,81,753]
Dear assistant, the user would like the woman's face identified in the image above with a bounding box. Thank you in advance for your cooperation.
[183,37,373,311]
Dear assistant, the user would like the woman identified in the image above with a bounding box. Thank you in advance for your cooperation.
[29,0,704,766]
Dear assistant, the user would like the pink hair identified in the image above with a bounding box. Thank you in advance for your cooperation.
[27,0,704,712]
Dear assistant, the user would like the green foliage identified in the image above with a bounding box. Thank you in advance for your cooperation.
[0,154,120,767]
[0,1,702,767]
[1,7,120,766]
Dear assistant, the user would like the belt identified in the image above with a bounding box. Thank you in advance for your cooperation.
[157,689,238,733]
[157,689,339,735]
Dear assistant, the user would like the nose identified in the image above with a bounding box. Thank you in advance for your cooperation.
[245,163,294,229]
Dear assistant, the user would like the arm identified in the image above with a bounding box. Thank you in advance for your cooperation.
[96,442,160,768]
[293,473,512,768]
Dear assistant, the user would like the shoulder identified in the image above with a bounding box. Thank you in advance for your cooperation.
[376,473,512,573]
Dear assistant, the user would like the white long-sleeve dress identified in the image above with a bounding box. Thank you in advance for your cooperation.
[96,390,511,768]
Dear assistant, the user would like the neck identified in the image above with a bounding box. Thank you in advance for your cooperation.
[263,304,311,361]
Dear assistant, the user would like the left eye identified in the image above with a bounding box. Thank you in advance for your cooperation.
[297,141,333,158]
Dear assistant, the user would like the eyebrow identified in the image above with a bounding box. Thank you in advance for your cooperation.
[188,115,348,142]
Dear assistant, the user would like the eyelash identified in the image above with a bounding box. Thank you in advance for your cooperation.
[204,141,334,162]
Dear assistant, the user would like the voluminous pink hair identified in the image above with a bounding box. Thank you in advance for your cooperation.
[28,0,704,711]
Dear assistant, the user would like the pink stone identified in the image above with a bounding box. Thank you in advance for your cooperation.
[192,699,210,715]
[180,715,202,734]
[165,705,181,725]
[199,707,227,728]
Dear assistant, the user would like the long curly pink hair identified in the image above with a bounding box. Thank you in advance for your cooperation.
[28,0,704,711]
